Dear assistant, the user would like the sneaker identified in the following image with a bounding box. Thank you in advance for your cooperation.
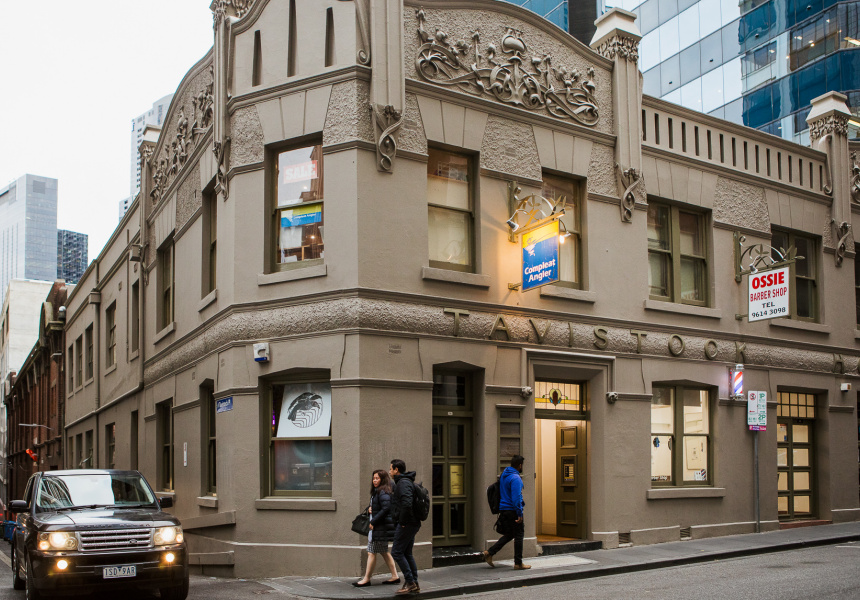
[482,550,495,568]
[513,563,532,570]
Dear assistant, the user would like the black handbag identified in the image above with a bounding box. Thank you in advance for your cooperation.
[351,506,371,536]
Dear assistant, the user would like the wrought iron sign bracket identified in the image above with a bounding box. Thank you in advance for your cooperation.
[733,231,803,284]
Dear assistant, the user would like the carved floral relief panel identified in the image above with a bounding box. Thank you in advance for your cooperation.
[404,7,613,136]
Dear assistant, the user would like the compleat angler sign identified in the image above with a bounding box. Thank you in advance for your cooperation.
[521,221,559,291]
[748,266,789,322]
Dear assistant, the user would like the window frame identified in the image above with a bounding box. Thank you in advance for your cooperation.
[267,139,325,273]
[202,188,217,296]
[157,400,174,491]
[202,384,217,495]
[647,200,709,306]
[855,243,860,327]
[426,146,478,273]
[263,373,332,498]
[771,228,819,322]
[650,384,714,488]
[105,303,117,368]
[85,325,93,381]
[541,172,585,289]
[105,423,116,469]
[157,242,175,330]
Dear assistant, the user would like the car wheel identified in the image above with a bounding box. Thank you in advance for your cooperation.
[11,547,25,590]
[25,556,43,600]
[159,576,189,600]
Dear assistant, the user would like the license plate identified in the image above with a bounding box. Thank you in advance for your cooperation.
[103,565,136,579]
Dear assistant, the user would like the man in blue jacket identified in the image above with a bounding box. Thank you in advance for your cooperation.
[483,454,530,570]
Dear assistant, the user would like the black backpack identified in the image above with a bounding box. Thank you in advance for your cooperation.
[412,480,431,522]
[487,477,501,514]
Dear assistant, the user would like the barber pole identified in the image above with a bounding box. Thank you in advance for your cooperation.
[732,364,744,397]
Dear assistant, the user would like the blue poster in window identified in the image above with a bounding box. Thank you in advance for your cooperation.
[521,221,559,291]
[281,205,322,228]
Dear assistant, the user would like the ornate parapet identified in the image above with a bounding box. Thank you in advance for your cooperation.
[211,0,255,27]
[809,114,849,142]
[595,35,639,63]
[590,8,641,64]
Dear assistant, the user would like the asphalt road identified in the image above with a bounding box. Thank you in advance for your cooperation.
[0,542,856,599]
[471,542,860,600]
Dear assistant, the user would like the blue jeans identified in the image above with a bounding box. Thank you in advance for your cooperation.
[391,523,420,583]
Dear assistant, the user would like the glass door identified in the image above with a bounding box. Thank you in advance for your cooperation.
[431,418,471,546]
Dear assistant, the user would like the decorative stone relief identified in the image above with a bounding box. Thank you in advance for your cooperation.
[399,93,428,154]
[851,152,860,206]
[212,0,255,27]
[149,63,215,205]
[413,8,599,127]
[809,114,849,141]
[595,35,639,63]
[213,139,230,200]
[231,105,264,166]
[832,220,853,267]
[354,0,371,65]
[615,164,644,222]
[176,163,202,231]
[714,177,770,233]
[480,115,541,181]
[323,80,375,146]
[371,103,404,172]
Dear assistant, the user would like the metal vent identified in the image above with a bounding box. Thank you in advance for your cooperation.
[78,528,152,551]
[680,526,692,540]
[618,532,631,545]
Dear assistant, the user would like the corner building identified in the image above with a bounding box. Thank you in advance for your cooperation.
[62,0,859,578]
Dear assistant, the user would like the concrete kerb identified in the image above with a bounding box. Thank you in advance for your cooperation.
[263,526,860,599]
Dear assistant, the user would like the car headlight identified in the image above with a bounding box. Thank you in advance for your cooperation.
[38,532,78,551]
[153,526,183,546]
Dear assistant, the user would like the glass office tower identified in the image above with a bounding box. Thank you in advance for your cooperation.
[605,0,860,145]
[502,0,570,30]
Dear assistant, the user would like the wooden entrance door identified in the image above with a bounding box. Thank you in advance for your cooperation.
[431,417,472,546]
[777,419,815,519]
[556,421,586,539]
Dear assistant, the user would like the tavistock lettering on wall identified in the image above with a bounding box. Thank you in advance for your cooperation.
[440,307,859,372]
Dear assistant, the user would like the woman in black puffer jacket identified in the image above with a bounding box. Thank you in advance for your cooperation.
[353,469,400,586]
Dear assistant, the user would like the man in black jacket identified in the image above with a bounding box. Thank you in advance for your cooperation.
[390,459,420,595]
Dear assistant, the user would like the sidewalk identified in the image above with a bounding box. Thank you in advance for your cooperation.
[261,522,860,599]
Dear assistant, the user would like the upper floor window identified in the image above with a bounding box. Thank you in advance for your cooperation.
[106,303,117,368]
[542,174,583,288]
[203,189,217,295]
[75,336,83,388]
[85,325,93,381]
[647,201,708,306]
[771,229,818,321]
[274,145,324,269]
[855,243,860,327]
[158,243,174,329]
[651,385,712,486]
[427,148,474,272]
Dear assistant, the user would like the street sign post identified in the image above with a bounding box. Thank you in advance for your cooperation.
[747,390,767,431]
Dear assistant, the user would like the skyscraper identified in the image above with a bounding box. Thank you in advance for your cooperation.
[0,174,58,303]
[129,93,173,199]
[57,229,88,285]
[604,0,860,145]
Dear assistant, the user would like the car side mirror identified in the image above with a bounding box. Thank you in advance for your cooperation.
[158,496,173,509]
[9,500,28,513]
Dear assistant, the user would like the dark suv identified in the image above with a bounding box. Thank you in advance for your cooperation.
[10,469,188,599]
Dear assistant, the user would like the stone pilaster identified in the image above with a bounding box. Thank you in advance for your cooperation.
[590,8,644,223]
[210,0,233,199]
[807,92,854,265]
[369,0,405,173]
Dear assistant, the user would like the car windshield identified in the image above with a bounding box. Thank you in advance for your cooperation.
[35,473,156,511]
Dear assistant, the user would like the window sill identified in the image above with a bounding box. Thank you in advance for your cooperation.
[198,289,218,312]
[103,363,117,376]
[197,496,218,508]
[421,266,490,288]
[769,319,831,334]
[643,299,722,320]
[154,322,176,344]
[540,286,596,303]
[646,487,726,500]
[129,349,140,362]
[254,497,336,511]
[258,264,327,286]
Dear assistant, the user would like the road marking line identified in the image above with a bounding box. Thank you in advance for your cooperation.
[0,551,11,568]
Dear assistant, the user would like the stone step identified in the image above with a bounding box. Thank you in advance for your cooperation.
[539,539,602,555]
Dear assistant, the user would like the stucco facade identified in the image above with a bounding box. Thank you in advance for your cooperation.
[60,0,858,579]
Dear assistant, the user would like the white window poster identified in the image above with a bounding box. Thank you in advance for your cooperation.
[276,383,332,438]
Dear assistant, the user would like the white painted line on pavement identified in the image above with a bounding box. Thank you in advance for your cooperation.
[0,550,11,567]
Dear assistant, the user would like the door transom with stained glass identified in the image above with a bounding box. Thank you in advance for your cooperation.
[777,392,816,520]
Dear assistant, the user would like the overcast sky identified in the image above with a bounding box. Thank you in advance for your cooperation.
[0,1,215,261]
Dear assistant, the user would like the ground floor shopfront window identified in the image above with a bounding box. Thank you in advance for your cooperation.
[269,381,332,496]
[651,385,711,486]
